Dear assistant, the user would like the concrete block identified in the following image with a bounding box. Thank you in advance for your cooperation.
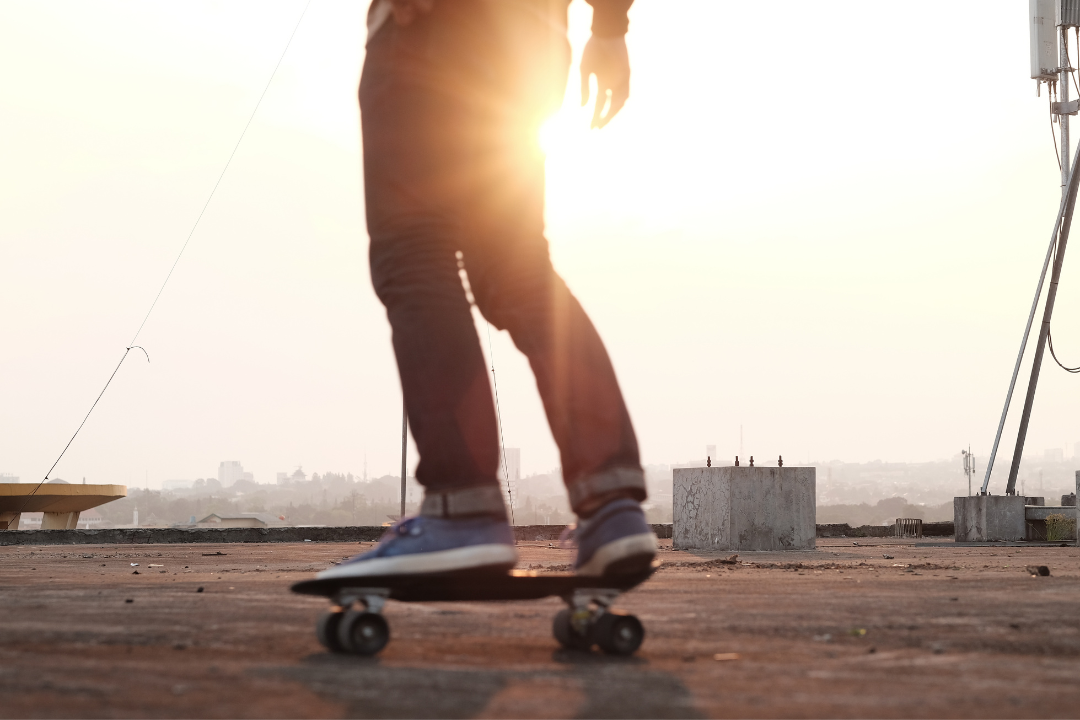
[673,467,815,551]
[953,495,1026,542]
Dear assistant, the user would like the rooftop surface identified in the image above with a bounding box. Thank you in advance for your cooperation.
[1,539,1077,718]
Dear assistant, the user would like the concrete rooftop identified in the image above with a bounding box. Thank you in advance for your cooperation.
[1,539,1077,718]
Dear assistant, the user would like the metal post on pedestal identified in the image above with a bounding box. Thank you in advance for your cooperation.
[400,395,407,519]
[982,11,1080,495]
[1006,26,1080,495]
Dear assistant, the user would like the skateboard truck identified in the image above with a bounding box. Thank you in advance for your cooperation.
[555,587,644,655]
[317,589,393,656]
[333,588,389,614]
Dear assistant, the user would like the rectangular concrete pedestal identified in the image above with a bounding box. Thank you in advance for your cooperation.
[953,495,1026,542]
[673,467,816,551]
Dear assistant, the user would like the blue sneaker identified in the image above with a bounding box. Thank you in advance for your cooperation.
[316,515,517,580]
[573,498,658,577]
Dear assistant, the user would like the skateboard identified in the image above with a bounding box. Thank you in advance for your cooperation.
[291,562,658,657]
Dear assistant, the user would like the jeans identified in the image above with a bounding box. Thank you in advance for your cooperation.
[359,0,645,514]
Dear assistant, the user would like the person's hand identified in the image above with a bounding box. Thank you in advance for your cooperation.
[579,35,630,129]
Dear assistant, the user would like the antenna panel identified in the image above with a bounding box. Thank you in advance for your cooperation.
[1058,0,1080,27]
[1032,0,1059,79]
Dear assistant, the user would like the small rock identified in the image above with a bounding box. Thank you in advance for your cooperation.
[196,587,204,593]
[125,598,133,603]
[1026,565,1050,577]
[882,554,894,559]
[132,570,140,575]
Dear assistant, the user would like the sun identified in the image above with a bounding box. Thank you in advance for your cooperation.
[538,106,589,156]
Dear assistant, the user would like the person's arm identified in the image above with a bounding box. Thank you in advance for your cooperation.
[580,0,633,128]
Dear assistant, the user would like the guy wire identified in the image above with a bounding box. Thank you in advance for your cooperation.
[22,1,311,513]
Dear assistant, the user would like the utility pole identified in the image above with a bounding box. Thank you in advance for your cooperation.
[400,395,407,519]
[983,6,1080,495]
[1007,23,1080,495]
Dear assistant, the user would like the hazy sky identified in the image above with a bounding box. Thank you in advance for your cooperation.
[3,1,1079,492]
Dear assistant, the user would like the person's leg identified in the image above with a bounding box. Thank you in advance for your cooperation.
[456,2,655,574]
[361,4,507,513]
[322,3,515,579]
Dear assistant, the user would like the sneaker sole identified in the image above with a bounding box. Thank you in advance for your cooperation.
[316,544,518,580]
[575,532,658,577]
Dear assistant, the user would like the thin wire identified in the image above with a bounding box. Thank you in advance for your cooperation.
[1048,326,1080,372]
[15,346,150,515]
[1067,31,1080,100]
[26,2,310,508]
[485,322,516,525]
[129,0,310,346]
[1051,86,1063,173]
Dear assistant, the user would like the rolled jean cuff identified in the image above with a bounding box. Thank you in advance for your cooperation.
[420,485,508,519]
[568,466,647,513]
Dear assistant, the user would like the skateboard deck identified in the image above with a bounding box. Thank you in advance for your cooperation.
[292,562,658,657]
[291,565,654,603]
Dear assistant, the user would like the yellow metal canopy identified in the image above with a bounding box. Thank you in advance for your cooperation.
[0,484,127,514]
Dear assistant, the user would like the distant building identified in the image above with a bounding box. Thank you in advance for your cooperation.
[195,513,286,529]
[78,508,104,529]
[276,467,307,485]
[163,479,193,491]
[1045,448,1064,462]
[0,473,19,484]
[218,461,253,487]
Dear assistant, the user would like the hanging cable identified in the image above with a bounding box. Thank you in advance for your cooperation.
[1071,29,1080,100]
[1067,30,1080,100]
[1051,84,1063,173]
[20,2,311,513]
[1049,326,1080,372]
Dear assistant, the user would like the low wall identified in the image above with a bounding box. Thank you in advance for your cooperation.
[0,526,387,546]
[0,522,956,547]
[513,524,673,542]
[816,522,954,538]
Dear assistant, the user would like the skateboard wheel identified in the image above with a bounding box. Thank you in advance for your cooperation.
[552,609,591,650]
[337,610,390,656]
[316,611,346,653]
[592,612,644,656]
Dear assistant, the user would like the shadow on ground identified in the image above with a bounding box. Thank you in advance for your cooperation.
[269,651,703,719]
